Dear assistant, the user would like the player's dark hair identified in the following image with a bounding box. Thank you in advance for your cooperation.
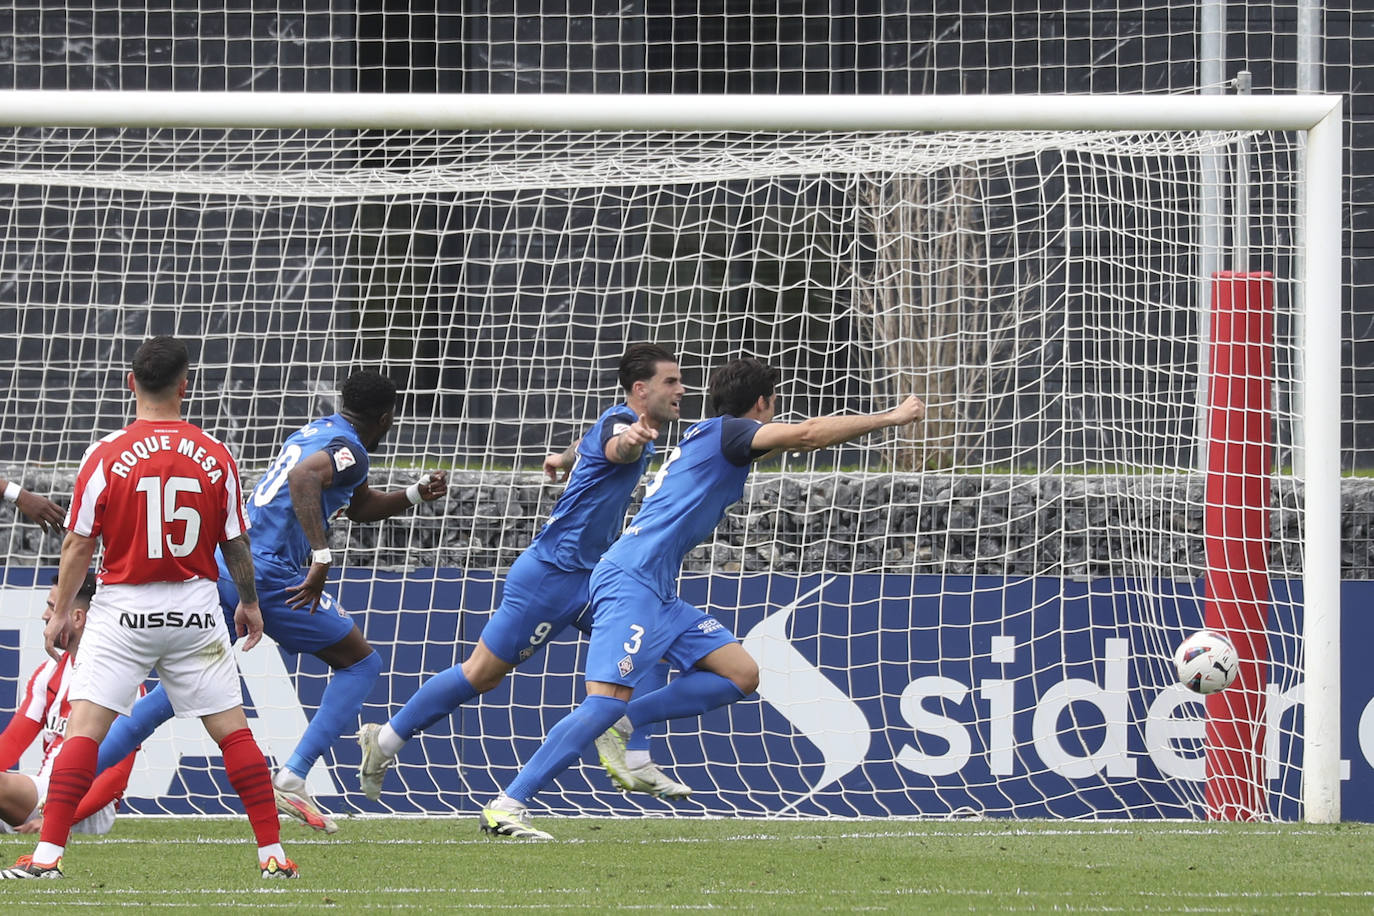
[708,357,780,417]
[618,343,677,392]
[50,570,98,604]
[341,369,398,421]
[131,336,190,395]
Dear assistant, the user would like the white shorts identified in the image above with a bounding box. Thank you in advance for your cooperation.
[69,579,244,718]
[0,774,116,835]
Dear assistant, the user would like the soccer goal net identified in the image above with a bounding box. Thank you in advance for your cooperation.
[0,93,1341,823]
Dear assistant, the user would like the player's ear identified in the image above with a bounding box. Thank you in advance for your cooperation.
[127,371,137,394]
[177,376,188,398]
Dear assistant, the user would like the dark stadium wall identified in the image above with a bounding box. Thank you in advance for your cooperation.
[0,3,1369,469]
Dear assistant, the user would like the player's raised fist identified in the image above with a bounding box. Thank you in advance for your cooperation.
[890,395,926,426]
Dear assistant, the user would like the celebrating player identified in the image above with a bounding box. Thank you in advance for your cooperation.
[480,357,924,839]
[92,368,449,835]
[1,336,295,879]
[0,572,138,838]
[358,343,690,809]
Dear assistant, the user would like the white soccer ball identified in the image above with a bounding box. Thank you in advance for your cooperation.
[1173,630,1239,695]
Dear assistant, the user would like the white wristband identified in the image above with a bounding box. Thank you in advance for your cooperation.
[311,548,333,565]
[406,474,431,506]
[2,481,19,504]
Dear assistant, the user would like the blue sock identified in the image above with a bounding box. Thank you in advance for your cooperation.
[96,684,175,774]
[627,670,746,730]
[504,695,627,805]
[388,666,479,741]
[628,662,670,752]
[284,651,382,779]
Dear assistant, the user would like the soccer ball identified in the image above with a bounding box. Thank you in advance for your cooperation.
[1173,630,1239,694]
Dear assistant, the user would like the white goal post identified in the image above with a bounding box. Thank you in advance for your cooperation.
[0,91,1343,823]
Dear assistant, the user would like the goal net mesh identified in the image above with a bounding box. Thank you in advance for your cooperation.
[0,124,1308,820]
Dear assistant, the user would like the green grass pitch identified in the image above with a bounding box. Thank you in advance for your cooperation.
[1,817,1372,912]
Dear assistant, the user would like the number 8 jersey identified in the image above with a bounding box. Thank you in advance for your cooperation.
[67,418,249,585]
[245,413,369,571]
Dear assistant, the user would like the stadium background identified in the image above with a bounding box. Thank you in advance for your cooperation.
[0,3,1367,821]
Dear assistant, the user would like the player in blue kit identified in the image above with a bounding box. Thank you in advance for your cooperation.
[92,369,449,834]
[480,357,925,838]
[356,344,690,812]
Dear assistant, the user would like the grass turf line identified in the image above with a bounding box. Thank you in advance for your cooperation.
[0,818,1371,912]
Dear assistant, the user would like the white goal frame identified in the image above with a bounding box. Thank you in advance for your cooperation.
[0,90,1343,823]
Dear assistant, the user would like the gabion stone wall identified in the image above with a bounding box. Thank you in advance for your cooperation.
[2,470,1370,580]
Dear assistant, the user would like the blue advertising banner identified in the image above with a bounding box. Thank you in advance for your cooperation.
[0,568,1366,820]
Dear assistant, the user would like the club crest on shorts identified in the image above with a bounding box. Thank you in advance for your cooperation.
[618,655,634,677]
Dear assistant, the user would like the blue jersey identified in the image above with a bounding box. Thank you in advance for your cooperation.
[245,414,370,572]
[602,414,762,599]
[527,404,655,572]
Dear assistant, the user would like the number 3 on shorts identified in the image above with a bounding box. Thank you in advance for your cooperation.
[623,624,644,655]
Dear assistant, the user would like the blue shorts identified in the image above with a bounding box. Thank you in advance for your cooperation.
[479,551,593,665]
[216,554,355,655]
[584,562,737,690]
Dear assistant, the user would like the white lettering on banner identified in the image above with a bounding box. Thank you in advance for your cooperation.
[1032,638,1136,778]
[895,638,1138,780]
[1266,683,1307,784]
[980,635,1018,775]
[1143,685,1207,781]
[1357,694,1374,785]
[0,587,333,801]
[897,677,971,776]
[980,677,1017,776]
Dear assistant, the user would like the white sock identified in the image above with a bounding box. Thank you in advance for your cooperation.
[258,843,286,865]
[613,715,633,735]
[377,723,405,757]
[33,842,63,865]
[273,770,306,792]
[624,750,652,770]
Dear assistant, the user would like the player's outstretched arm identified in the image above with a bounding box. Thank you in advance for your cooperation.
[750,395,926,459]
[344,469,450,523]
[0,475,65,533]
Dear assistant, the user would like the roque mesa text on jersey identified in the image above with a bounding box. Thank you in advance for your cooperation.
[109,434,225,483]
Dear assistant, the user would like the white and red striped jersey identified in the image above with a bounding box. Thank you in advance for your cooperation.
[0,653,141,820]
[66,419,249,585]
[0,653,144,779]
[11,652,77,780]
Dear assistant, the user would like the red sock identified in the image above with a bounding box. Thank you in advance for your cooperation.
[39,735,98,850]
[219,727,280,848]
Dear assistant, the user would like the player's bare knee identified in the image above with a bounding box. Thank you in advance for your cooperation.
[465,665,506,694]
[464,642,514,693]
